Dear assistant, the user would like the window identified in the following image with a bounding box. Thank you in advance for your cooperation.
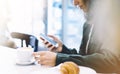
[7,0,46,37]
[48,0,86,50]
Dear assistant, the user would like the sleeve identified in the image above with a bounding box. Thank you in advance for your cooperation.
[61,45,77,54]
[60,22,89,55]
[56,50,120,73]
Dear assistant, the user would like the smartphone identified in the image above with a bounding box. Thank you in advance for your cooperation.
[40,33,58,47]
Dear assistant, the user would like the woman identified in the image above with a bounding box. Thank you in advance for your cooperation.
[33,0,120,73]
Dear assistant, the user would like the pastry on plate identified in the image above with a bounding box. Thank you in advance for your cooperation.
[60,61,79,74]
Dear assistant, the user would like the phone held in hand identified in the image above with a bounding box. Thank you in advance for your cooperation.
[40,33,58,47]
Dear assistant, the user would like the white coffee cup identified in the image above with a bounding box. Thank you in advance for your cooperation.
[17,47,34,63]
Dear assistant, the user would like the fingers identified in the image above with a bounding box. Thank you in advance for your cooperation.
[49,46,56,51]
[33,51,46,56]
[40,37,45,41]
[48,35,62,47]
[33,51,46,61]
[33,51,46,65]
[41,34,60,43]
[43,41,51,48]
[37,60,47,65]
[34,56,45,65]
[38,60,52,66]
[47,35,56,39]
[48,35,59,43]
[42,39,56,51]
[40,34,62,52]
[33,51,56,66]
[35,56,44,62]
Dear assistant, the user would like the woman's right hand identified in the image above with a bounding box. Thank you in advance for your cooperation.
[40,35,63,52]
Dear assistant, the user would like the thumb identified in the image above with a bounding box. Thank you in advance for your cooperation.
[48,35,59,42]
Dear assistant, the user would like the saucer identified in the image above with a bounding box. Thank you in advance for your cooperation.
[16,59,35,66]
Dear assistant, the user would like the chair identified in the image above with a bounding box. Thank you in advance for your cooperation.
[11,32,38,52]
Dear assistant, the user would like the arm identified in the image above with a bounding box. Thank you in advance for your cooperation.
[40,35,78,54]
[56,50,120,73]
[61,45,77,54]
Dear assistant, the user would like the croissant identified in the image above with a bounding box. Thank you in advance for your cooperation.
[60,61,79,74]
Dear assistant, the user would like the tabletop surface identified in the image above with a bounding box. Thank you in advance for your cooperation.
[0,46,97,74]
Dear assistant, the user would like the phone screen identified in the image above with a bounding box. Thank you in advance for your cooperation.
[40,33,58,47]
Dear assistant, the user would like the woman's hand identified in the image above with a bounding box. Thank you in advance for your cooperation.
[33,51,57,66]
[40,35,63,52]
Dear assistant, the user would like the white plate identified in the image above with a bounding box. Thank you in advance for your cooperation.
[54,64,96,74]
[16,59,35,66]
[79,66,96,74]
[30,65,96,74]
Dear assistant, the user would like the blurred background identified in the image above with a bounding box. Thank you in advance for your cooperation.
[0,0,86,51]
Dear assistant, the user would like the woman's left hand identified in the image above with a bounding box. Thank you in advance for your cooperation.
[33,51,57,66]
